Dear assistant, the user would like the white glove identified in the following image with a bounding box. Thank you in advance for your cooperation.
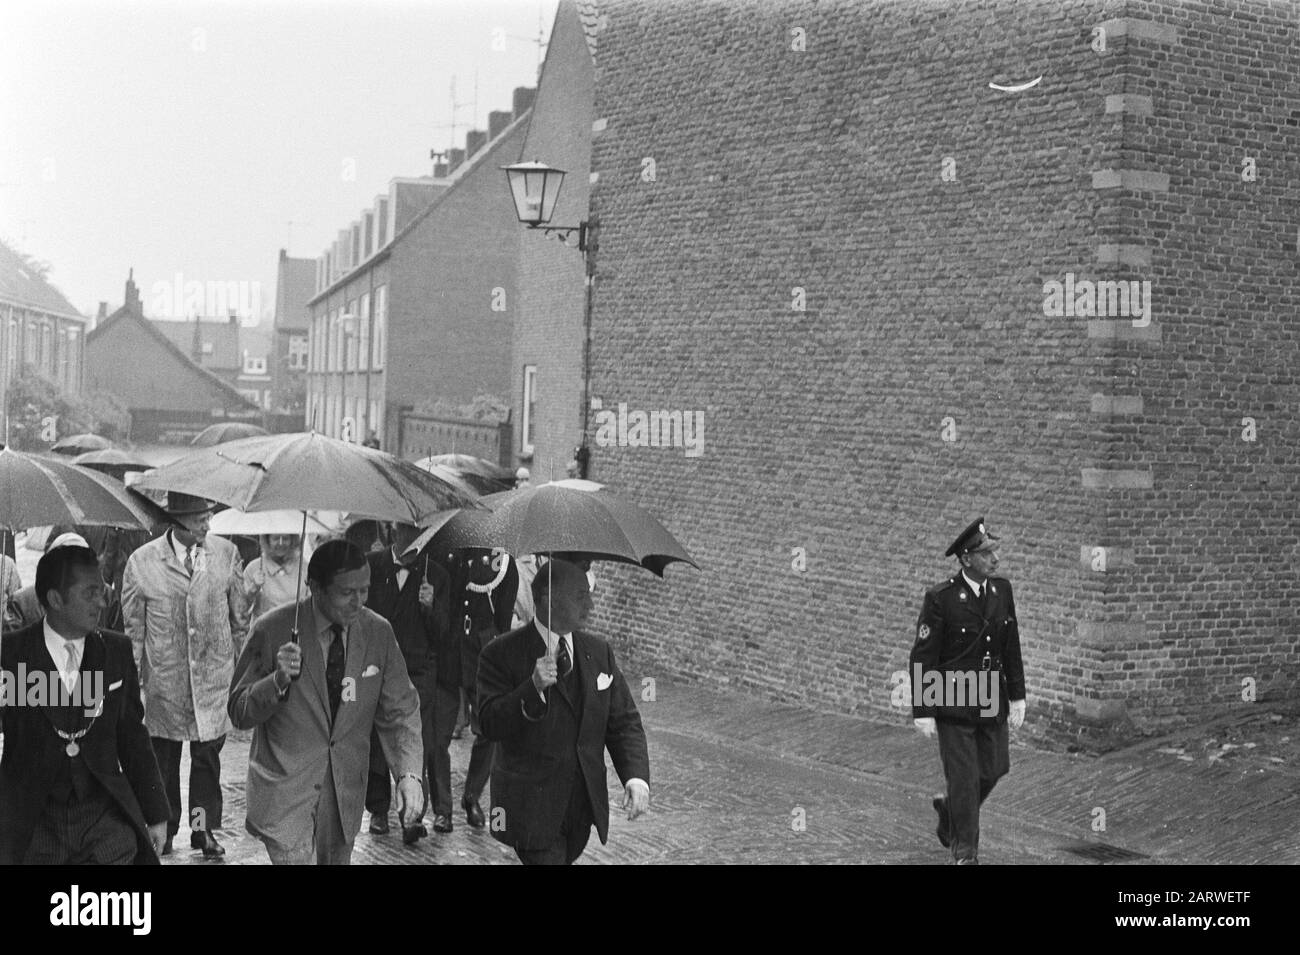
[914,717,937,738]
[1009,699,1026,729]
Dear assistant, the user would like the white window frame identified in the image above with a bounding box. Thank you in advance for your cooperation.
[521,365,537,455]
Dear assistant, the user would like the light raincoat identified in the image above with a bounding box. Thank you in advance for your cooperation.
[122,531,249,741]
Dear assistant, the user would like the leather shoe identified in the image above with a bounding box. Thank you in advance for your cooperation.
[402,822,428,845]
[462,798,485,829]
[432,813,453,833]
[932,795,951,849]
[191,830,225,858]
[369,813,390,835]
[161,836,173,856]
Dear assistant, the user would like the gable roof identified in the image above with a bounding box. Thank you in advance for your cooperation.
[151,317,241,369]
[86,304,258,410]
[0,239,84,320]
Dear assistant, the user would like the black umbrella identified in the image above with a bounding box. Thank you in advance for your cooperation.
[50,433,112,455]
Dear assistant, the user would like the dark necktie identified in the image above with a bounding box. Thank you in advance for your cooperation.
[555,635,572,682]
[979,583,990,615]
[326,624,345,720]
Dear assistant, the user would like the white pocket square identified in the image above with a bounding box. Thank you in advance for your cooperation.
[108,679,123,691]
[596,672,613,691]
[361,665,380,678]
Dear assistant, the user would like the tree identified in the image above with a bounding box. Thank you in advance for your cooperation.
[3,368,131,449]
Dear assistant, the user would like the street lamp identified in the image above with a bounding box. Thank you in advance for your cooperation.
[502,160,594,251]
[502,159,597,478]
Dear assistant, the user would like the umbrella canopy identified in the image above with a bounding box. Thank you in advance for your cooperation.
[50,433,112,455]
[0,446,165,531]
[72,447,152,479]
[447,484,698,577]
[414,454,515,495]
[209,508,334,537]
[134,431,480,523]
[190,422,269,447]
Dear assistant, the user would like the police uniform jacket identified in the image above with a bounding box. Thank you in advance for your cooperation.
[910,574,1026,725]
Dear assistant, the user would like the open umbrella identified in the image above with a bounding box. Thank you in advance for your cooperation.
[72,447,152,480]
[135,431,481,639]
[0,447,166,532]
[190,422,269,447]
[414,454,515,495]
[0,445,168,665]
[50,433,112,456]
[445,484,698,577]
[208,508,333,537]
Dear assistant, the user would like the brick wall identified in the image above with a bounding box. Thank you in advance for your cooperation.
[583,0,1300,747]
[385,119,529,428]
[513,0,595,476]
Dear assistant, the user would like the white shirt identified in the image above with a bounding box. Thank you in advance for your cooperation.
[44,618,86,694]
[961,570,987,599]
[391,547,413,591]
[169,530,205,574]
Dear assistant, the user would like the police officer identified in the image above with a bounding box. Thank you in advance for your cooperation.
[910,518,1026,864]
[451,546,518,829]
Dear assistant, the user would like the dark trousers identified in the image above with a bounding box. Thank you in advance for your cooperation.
[463,694,494,804]
[427,682,462,816]
[936,719,1009,862]
[514,771,594,866]
[24,787,138,865]
[367,673,436,818]
[151,735,224,837]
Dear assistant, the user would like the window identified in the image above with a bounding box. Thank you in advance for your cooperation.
[369,399,382,443]
[358,293,370,371]
[40,323,52,372]
[243,353,267,375]
[288,335,308,370]
[334,310,345,372]
[345,299,357,371]
[521,365,537,455]
[25,320,37,364]
[371,286,387,369]
[63,328,79,391]
[7,315,18,377]
[327,309,338,371]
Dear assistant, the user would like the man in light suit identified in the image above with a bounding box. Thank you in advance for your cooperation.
[0,544,169,865]
[228,539,424,865]
[477,559,650,865]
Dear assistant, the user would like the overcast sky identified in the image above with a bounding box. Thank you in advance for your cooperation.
[0,0,557,321]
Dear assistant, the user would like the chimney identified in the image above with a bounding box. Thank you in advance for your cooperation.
[123,268,142,315]
[191,314,203,363]
[512,86,536,117]
[488,109,512,140]
[95,302,107,326]
[466,129,487,158]
[433,161,449,178]
[448,147,466,174]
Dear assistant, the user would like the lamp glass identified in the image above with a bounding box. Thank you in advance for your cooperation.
[503,161,567,225]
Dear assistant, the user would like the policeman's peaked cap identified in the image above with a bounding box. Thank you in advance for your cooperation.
[945,517,1000,558]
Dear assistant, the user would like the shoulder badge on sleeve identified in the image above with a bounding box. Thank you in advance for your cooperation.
[917,623,930,643]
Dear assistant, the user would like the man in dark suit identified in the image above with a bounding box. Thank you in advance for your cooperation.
[910,517,1027,865]
[0,544,169,865]
[477,559,650,865]
[363,523,450,838]
[451,545,518,830]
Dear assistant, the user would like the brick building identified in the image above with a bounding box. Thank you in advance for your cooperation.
[577,0,1300,746]
[271,249,314,416]
[510,0,597,479]
[305,87,535,453]
[85,272,259,441]
[0,239,87,408]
